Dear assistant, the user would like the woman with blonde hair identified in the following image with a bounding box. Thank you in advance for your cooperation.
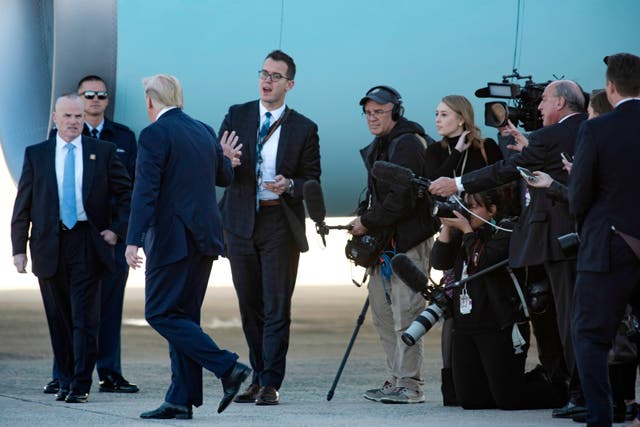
[425,95,503,180]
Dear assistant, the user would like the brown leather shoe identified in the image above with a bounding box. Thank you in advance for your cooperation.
[255,386,279,405]
[234,383,260,403]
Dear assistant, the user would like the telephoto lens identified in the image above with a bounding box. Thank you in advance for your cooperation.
[401,304,445,346]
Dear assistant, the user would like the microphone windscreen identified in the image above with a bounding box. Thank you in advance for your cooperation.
[303,180,326,223]
[391,254,429,294]
[371,161,414,188]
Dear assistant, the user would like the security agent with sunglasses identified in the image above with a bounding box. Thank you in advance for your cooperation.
[218,50,321,406]
[349,85,438,404]
[45,75,138,396]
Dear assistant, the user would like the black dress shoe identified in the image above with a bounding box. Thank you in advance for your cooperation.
[65,391,89,403]
[552,401,587,418]
[99,374,139,393]
[140,402,193,419]
[43,379,59,394]
[255,386,280,406]
[218,362,251,414]
[234,383,260,403]
[55,389,69,401]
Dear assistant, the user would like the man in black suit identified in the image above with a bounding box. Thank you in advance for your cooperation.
[569,53,640,427]
[43,75,138,395]
[11,94,131,403]
[125,74,249,420]
[429,80,588,416]
[219,50,321,406]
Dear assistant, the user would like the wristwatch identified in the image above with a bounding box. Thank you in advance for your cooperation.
[288,178,294,195]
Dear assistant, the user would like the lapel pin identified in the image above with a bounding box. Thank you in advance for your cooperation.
[90,154,96,160]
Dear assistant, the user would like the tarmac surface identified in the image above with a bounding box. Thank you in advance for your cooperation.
[0,284,631,426]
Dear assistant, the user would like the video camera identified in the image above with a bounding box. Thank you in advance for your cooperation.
[476,70,550,132]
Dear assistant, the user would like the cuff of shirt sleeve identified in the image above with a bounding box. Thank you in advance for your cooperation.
[455,177,465,193]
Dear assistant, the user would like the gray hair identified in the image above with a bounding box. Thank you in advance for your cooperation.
[54,93,84,111]
[142,74,184,109]
[553,80,585,112]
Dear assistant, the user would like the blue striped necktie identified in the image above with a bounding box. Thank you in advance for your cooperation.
[61,144,77,229]
[256,112,272,210]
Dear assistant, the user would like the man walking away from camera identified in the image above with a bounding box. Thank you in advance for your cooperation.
[125,74,249,420]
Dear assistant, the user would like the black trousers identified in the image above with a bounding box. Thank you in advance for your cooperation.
[573,235,640,427]
[52,242,129,382]
[39,222,101,394]
[545,258,583,402]
[226,205,299,389]
[452,323,566,410]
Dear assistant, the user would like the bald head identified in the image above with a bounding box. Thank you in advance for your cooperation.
[538,80,584,126]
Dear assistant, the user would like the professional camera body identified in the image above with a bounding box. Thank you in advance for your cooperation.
[432,199,466,219]
[402,284,452,346]
[476,70,550,132]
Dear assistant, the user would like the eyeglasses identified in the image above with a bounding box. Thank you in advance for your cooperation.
[362,109,393,119]
[258,70,290,82]
[81,91,108,100]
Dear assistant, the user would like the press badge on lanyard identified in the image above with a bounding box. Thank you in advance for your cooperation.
[459,261,472,315]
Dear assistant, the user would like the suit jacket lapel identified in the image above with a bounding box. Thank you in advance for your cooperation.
[81,136,96,203]
[44,139,59,207]
[247,101,260,171]
[275,106,290,170]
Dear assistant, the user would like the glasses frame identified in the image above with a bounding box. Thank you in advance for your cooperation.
[362,109,393,119]
[81,91,108,100]
[258,70,290,83]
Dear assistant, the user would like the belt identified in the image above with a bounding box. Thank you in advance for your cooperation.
[259,199,281,207]
[60,221,88,231]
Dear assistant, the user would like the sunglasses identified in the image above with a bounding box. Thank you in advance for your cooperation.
[81,91,108,100]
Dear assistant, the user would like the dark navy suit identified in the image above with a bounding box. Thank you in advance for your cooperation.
[11,136,131,394]
[50,119,137,383]
[126,108,237,407]
[219,100,321,389]
[569,99,640,427]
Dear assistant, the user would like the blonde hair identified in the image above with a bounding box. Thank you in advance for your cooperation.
[440,95,484,150]
[142,74,184,109]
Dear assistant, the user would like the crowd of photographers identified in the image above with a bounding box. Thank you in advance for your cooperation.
[347,52,640,427]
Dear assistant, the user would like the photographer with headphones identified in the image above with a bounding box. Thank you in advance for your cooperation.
[349,86,438,404]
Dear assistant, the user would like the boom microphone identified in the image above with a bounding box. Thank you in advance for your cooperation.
[371,161,431,192]
[303,180,351,247]
[390,254,429,296]
[303,180,327,224]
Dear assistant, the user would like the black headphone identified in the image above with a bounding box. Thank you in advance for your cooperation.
[364,85,404,121]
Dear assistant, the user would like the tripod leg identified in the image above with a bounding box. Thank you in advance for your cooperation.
[327,297,370,401]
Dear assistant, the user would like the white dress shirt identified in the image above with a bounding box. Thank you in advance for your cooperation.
[258,102,286,201]
[55,134,87,221]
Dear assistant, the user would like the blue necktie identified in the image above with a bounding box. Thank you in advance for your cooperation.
[256,112,272,210]
[91,128,99,139]
[61,144,77,229]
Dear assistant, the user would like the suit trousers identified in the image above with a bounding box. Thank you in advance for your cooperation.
[544,258,583,402]
[144,240,238,407]
[227,205,299,389]
[367,239,432,392]
[39,222,101,394]
[52,242,129,382]
[96,242,129,379]
[572,234,640,427]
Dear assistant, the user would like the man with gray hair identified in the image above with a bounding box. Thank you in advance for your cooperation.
[11,94,132,404]
[429,80,588,416]
[125,74,249,420]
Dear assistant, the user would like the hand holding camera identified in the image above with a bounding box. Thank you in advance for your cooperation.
[440,210,473,234]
